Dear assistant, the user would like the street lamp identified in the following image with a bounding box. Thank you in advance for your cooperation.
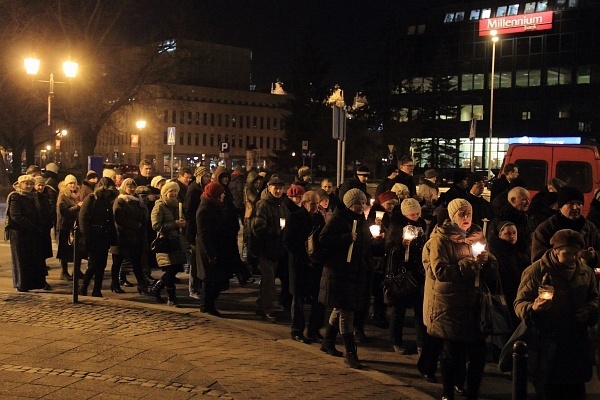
[24,57,78,126]
[136,119,146,163]
[487,30,499,179]
[56,129,67,165]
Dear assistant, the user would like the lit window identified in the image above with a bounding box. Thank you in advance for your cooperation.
[507,4,519,15]
[469,10,480,20]
[444,13,454,23]
[577,66,590,84]
[522,111,531,120]
[460,105,484,121]
[455,12,465,22]
[558,106,570,119]
[481,8,492,19]
[524,2,536,13]
[496,6,507,17]
[536,1,548,12]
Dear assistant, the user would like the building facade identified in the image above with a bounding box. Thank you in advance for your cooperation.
[394,0,600,169]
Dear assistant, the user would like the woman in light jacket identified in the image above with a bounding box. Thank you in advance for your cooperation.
[150,181,187,307]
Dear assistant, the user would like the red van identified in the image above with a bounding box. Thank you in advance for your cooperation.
[500,144,600,215]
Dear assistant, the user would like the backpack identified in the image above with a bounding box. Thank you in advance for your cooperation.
[306,224,326,263]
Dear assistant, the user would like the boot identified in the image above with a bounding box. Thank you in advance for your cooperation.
[78,269,93,296]
[91,273,104,298]
[110,279,125,293]
[320,324,343,357]
[341,333,364,369]
[151,279,166,303]
[60,261,72,281]
[166,286,180,307]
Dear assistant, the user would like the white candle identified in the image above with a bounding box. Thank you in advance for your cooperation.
[375,211,385,221]
[369,198,375,206]
[472,242,485,258]
[540,291,553,300]
[280,218,286,229]
[369,225,381,237]
[179,202,183,219]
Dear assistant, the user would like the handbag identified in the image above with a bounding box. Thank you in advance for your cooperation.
[479,279,513,338]
[382,246,418,304]
[306,224,326,263]
[151,231,180,253]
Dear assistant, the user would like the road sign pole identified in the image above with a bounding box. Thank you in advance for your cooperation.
[170,145,174,180]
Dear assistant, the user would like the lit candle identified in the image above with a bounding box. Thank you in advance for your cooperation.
[472,242,485,258]
[179,202,183,220]
[369,224,381,238]
[538,285,554,300]
[375,211,384,221]
[403,226,418,263]
[280,218,286,229]
[369,198,375,206]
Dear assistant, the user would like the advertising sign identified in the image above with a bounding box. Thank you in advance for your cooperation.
[479,11,553,36]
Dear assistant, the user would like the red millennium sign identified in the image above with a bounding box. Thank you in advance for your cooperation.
[479,11,553,36]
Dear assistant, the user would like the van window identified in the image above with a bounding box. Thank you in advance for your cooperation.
[556,161,592,193]
[514,159,547,191]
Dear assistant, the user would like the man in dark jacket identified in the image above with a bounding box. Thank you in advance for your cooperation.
[464,173,494,230]
[437,170,468,207]
[393,156,418,198]
[488,186,532,261]
[338,165,370,204]
[175,167,193,203]
[284,191,325,343]
[490,163,519,202]
[251,176,290,321]
[134,159,154,187]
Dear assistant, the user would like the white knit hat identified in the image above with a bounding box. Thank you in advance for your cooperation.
[447,198,472,220]
[343,188,367,208]
[64,174,77,185]
[401,198,421,216]
[391,183,410,198]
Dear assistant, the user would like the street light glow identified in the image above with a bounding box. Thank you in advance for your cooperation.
[136,120,147,129]
[24,57,40,75]
[63,61,78,78]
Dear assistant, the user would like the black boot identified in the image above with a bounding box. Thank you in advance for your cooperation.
[91,273,104,297]
[166,286,180,307]
[151,279,166,303]
[60,261,72,281]
[341,333,364,369]
[110,279,125,293]
[320,324,343,357]
[78,269,94,296]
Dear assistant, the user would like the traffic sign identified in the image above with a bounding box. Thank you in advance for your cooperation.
[302,141,309,150]
[167,127,176,146]
[220,142,230,153]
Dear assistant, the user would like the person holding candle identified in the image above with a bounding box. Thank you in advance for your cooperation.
[252,176,290,322]
[150,181,187,306]
[318,188,372,368]
[514,229,598,400]
[423,198,498,400]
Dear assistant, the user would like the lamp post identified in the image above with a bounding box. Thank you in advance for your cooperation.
[136,119,146,164]
[487,30,499,179]
[24,57,78,127]
[55,129,67,165]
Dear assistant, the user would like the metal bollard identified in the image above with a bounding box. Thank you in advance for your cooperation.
[512,341,528,400]
[72,221,80,304]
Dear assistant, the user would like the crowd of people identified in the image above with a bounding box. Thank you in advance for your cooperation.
[5,157,600,400]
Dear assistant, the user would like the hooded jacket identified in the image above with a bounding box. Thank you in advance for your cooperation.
[251,189,290,260]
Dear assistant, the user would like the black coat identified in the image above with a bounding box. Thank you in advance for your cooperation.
[393,170,417,197]
[195,197,236,283]
[8,190,47,290]
[586,198,600,231]
[251,191,290,261]
[337,177,369,205]
[284,207,324,297]
[56,189,80,261]
[183,180,203,243]
[465,192,494,229]
[37,189,54,259]
[490,176,510,202]
[488,204,532,259]
[79,188,118,254]
[385,213,427,283]
[113,195,147,249]
[318,206,372,311]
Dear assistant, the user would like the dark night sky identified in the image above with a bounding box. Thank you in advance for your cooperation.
[135,0,450,95]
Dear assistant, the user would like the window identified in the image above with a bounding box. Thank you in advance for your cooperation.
[267,118,271,129]
[469,10,480,20]
[203,134,207,146]
[266,137,271,149]
[417,25,426,34]
[522,111,531,120]
[577,66,591,84]
[195,133,199,146]
[578,122,591,132]
[246,116,250,128]
[461,74,485,91]
[240,115,244,128]
[253,117,257,128]
[232,115,236,127]
[195,112,200,125]
[187,132,191,145]
[188,112,192,124]
[239,136,243,148]
[259,137,263,148]
[547,67,572,85]
[231,135,236,148]
[246,136,250,148]
[507,4,519,15]
[481,8,491,19]
[515,70,541,87]
[210,113,215,126]
[273,117,278,129]
[218,114,222,127]
[253,136,257,146]
[260,117,264,129]
[501,39,513,56]
[217,134,221,144]
[164,110,168,123]
[225,114,229,127]
[556,161,591,193]
[407,25,416,35]
[180,111,184,124]
[460,105,484,121]
[444,13,454,23]
[524,2,536,13]
[280,119,285,130]
[514,159,547,191]
[536,1,548,12]
[558,106,570,119]
[203,113,207,125]
[210,134,214,147]
[455,12,465,22]
[496,6,507,17]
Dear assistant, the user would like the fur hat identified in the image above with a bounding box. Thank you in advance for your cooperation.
[151,176,167,188]
[298,166,311,178]
[287,185,305,198]
[378,190,398,204]
[355,165,370,176]
[391,183,410,198]
[86,170,98,180]
[160,181,179,197]
[34,176,45,186]
[557,186,584,208]
[401,198,421,216]
[64,174,77,185]
[550,229,585,250]
[424,169,439,179]
[17,174,34,184]
[103,169,116,179]
[343,188,367,208]
[203,181,225,200]
[447,198,472,220]
[467,173,484,189]
[45,162,59,174]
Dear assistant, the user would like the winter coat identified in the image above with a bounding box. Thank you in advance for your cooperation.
[175,179,188,203]
[113,194,147,249]
[8,189,47,290]
[514,250,598,385]
[79,180,95,202]
[385,213,428,285]
[393,170,417,197]
[151,198,187,268]
[214,166,240,235]
[488,204,532,260]
[490,175,510,202]
[36,189,54,259]
[586,198,600,231]
[195,197,237,283]
[464,192,494,229]
[374,177,396,200]
[528,188,558,230]
[422,222,498,342]
[229,170,245,211]
[284,207,325,297]
[183,180,204,244]
[318,206,372,311]
[437,184,467,207]
[79,187,118,254]
[337,177,369,205]
[418,179,439,203]
[251,190,290,261]
[43,171,59,193]
[244,171,262,219]
[531,213,600,266]
[56,187,81,261]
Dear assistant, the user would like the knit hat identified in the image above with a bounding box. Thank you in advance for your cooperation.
[447,198,472,220]
[160,181,179,197]
[45,162,59,174]
[343,188,367,208]
[267,176,285,186]
[86,170,98,180]
[204,181,225,200]
[355,165,370,176]
[386,164,398,177]
[401,198,421,216]
[194,166,208,177]
[316,188,329,200]
[378,190,398,204]
[135,185,150,195]
[550,229,585,250]
[26,165,41,175]
[557,186,584,208]
[298,166,311,178]
[34,176,45,185]
[287,185,305,198]
[424,169,439,179]
[64,174,77,185]
[467,173,484,189]
[391,183,410,198]
[103,169,116,179]
[151,176,166,188]
[17,174,34,184]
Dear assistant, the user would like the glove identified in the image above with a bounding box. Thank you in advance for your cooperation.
[458,258,475,278]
